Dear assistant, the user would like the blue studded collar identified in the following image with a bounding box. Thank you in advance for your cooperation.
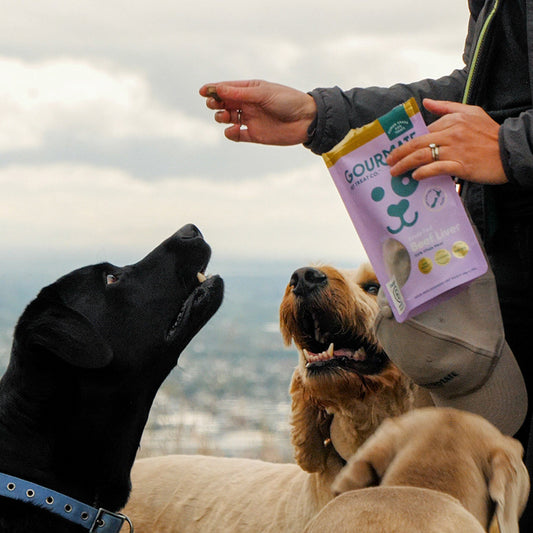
[0,473,133,532]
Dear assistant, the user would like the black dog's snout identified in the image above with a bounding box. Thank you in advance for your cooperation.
[176,224,203,240]
[290,267,328,296]
[144,224,209,265]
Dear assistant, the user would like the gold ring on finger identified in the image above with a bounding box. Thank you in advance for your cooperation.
[429,143,440,162]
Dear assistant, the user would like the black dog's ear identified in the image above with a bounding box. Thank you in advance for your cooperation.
[20,303,114,369]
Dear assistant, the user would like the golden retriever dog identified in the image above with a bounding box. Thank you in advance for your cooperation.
[304,407,529,533]
[124,264,417,532]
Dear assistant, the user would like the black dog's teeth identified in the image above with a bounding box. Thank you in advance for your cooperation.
[169,309,184,334]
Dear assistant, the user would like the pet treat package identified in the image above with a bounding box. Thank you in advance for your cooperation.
[323,98,487,322]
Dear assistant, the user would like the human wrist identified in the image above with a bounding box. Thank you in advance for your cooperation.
[301,94,318,144]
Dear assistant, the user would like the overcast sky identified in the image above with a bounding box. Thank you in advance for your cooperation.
[0,0,469,274]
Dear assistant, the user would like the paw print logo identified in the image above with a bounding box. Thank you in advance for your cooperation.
[371,172,419,235]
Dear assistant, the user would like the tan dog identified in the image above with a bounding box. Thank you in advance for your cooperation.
[304,407,529,533]
[124,264,417,532]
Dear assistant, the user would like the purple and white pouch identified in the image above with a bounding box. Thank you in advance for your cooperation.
[323,98,487,322]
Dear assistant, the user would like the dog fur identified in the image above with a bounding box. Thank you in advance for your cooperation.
[304,407,529,533]
[0,225,224,533]
[124,264,417,532]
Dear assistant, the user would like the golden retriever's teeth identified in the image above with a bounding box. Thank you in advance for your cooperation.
[317,346,335,360]
[303,349,311,362]
[197,272,207,283]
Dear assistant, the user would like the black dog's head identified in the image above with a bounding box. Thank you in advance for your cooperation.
[2,224,223,514]
[19,223,223,370]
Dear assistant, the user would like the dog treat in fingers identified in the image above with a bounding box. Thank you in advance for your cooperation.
[206,86,222,102]
[322,98,487,322]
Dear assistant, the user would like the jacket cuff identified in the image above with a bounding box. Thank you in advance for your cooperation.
[499,113,533,188]
[304,87,352,155]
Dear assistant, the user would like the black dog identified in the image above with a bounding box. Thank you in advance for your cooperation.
[0,224,223,533]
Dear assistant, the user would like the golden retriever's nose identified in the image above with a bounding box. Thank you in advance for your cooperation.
[290,267,328,296]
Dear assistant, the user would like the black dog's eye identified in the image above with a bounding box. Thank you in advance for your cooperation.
[105,273,120,286]
[363,282,380,295]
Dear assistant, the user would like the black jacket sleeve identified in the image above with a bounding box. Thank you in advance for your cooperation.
[500,111,533,188]
[305,71,468,155]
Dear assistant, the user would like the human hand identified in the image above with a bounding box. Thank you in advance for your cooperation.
[387,99,508,185]
[199,80,317,145]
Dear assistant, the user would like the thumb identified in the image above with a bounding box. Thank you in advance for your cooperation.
[423,98,481,117]
[216,83,261,105]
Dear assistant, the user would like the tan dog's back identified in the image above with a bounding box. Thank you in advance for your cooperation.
[304,486,485,532]
[127,454,334,532]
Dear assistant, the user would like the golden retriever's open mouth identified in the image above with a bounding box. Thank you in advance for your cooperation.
[280,265,390,377]
[301,331,388,376]
[289,304,390,375]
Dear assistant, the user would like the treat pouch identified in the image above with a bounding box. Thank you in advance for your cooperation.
[323,98,487,322]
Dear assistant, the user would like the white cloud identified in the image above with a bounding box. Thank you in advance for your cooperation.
[0,0,470,263]
[320,34,465,89]
[0,57,219,151]
[0,163,366,263]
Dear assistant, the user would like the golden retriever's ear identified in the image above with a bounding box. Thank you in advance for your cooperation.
[279,286,296,347]
[487,439,530,533]
[289,369,331,473]
[332,418,400,495]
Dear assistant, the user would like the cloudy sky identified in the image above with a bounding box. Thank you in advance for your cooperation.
[0,0,469,276]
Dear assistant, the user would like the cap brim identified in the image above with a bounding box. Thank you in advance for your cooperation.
[430,341,528,436]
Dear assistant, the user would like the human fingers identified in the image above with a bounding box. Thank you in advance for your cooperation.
[205,97,226,111]
[200,83,223,108]
[386,132,439,170]
[201,87,245,112]
[387,109,479,173]
[199,80,254,98]
[215,108,245,125]
[200,82,243,111]
[423,98,485,118]
[408,158,463,181]
[387,101,506,184]
[224,123,253,143]
[388,141,465,181]
[388,131,506,184]
[200,80,264,108]
[423,101,490,137]
[388,144,441,178]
